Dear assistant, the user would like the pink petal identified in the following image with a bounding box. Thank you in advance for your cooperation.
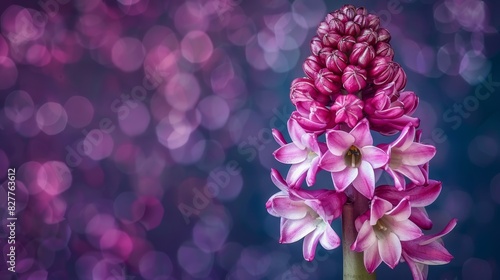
[350,119,373,147]
[391,124,415,150]
[326,130,354,156]
[403,240,453,265]
[288,118,306,149]
[352,161,376,199]
[406,181,442,207]
[332,167,358,192]
[268,196,309,219]
[400,143,436,166]
[386,168,406,191]
[286,161,310,187]
[271,169,289,192]
[319,151,346,172]
[303,226,323,261]
[361,146,388,168]
[370,197,392,225]
[351,220,377,251]
[364,243,382,273]
[274,143,308,164]
[396,165,426,185]
[378,232,402,268]
[272,128,287,146]
[306,156,320,186]
[385,218,423,241]
[410,207,433,230]
[386,197,411,221]
[303,134,321,155]
[403,254,427,280]
[319,224,341,250]
[280,215,318,244]
[419,219,457,245]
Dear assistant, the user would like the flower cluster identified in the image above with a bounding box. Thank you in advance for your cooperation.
[266,5,455,279]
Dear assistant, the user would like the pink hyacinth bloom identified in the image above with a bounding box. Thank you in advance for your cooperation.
[375,181,442,230]
[351,196,423,272]
[401,219,457,280]
[272,119,326,187]
[319,119,388,198]
[378,124,436,190]
[331,94,364,128]
[266,169,347,261]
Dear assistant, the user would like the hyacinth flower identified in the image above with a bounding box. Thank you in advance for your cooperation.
[350,196,423,272]
[265,4,455,280]
[266,169,347,261]
[401,219,457,280]
[375,181,442,230]
[378,123,436,190]
[272,118,326,187]
[319,119,388,199]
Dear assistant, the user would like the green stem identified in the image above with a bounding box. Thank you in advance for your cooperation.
[342,191,376,280]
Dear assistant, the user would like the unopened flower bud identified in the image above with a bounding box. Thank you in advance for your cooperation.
[341,5,357,19]
[338,35,356,53]
[317,21,330,38]
[366,14,380,30]
[369,57,397,86]
[315,68,342,95]
[329,19,345,35]
[375,42,394,59]
[345,21,361,37]
[322,33,342,48]
[392,65,407,91]
[357,29,377,45]
[356,7,368,16]
[303,56,323,79]
[326,50,348,74]
[353,14,367,28]
[310,36,323,56]
[342,65,368,93]
[350,42,375,68]
[377,28,391,42]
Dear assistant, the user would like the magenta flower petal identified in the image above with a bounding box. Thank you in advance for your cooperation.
[351,220,376,251]
[397,165,426,185]
[326,130,355,156]
[400,143,436,166]
[378,232,402,268]
[350,119,373,147]
[280,215,318,244]
[352,161,376,199]
[332,167,358,192]
[288,119,306,149]
[271,168,288,192]
[386,168,406,191]
[303,227,323,261]
[306,157,320,186]
[286,160,310,187]
[387,219,423,241]
[385,197,411,221]
[370,197,392,224]
[272,128,287,146]
[364,243,382,273]
[274,143,308,164]
[319,224,341,250]
[268,196,309,219]
[392,124,415,150]
[410,207,433,230]
[361,146,388,168]
[319,151,346,172]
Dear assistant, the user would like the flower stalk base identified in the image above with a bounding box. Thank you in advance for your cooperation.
[342,193,376,280]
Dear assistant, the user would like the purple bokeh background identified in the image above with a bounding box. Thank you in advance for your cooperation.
[0,0,499,279]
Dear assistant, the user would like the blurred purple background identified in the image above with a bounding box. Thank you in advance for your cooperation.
[0,0,499,279]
